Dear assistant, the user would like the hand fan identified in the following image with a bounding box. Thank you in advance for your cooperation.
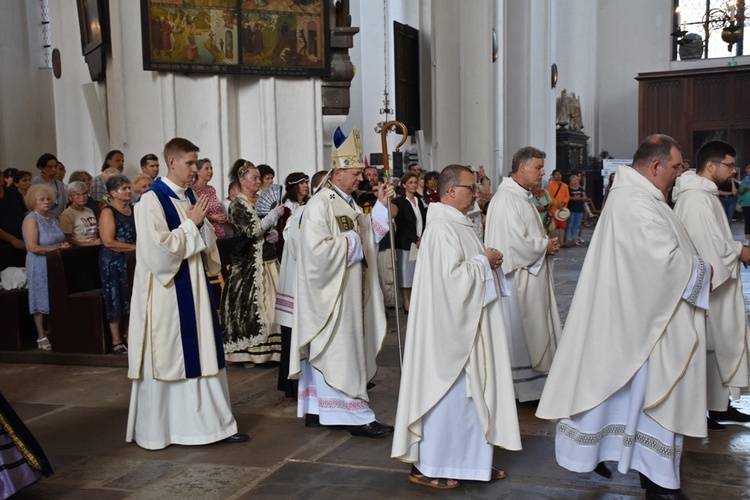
[255,184,283,216]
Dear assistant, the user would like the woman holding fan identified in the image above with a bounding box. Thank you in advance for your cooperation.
[222,160,285,365]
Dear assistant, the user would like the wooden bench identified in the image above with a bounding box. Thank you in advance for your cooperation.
[46,246,109,354]
[0,245,36,350]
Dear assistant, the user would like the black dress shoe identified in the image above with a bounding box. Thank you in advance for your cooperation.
[366,381,377,390]
[348,421,394,438]
[645,489,690,500]
[305,413,321,428]
[707,416,726,431]
[709,405,750,423]
[220,433,250,443]
[593,462,611,478]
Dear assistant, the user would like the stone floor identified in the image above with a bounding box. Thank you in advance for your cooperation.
[4,224,750,499]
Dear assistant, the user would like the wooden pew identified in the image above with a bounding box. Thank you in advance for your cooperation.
[0,245,36,350]
[46,246,109,354]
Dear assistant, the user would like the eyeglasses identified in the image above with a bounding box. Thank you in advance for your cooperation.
[454,184,477,193]
[713,160,736,169]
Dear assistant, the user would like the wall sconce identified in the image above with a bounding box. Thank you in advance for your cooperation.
[551,63,558,88]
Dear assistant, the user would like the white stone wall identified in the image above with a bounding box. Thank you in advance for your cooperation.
[504,0,556,175]
[0,0,56,172]
[6,0,749,189]
[46,0,322,197]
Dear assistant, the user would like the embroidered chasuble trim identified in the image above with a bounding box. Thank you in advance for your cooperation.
[297,386,371,412]
[556,421,682,460]
[149,179,226,378]
[685,257,707,306]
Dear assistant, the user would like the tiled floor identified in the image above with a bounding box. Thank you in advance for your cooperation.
[4,224,750,499]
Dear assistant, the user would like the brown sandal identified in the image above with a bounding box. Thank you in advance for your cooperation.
[491,467,507,480]
[408,465,460,490]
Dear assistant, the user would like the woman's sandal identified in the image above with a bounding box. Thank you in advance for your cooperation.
[491,466,507,480]
[408,465,460,490]
[36,337,52,351]
[112,343,128,355]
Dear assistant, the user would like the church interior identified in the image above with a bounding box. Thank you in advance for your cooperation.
[2,0,750,497]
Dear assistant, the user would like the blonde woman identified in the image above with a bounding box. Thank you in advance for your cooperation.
[22,184,70,350]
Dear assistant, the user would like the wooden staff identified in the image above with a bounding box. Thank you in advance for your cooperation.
[380,120,408,368]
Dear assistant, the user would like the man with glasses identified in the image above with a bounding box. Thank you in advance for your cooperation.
[140,153,160,180]
[537,135,711,499]
[392,164,520,490]
[673,140,750,431]
[485,146,562,403]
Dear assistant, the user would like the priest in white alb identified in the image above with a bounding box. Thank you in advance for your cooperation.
[536,135,711,499]
[484,146,562,402]
[392,165,521,490]
[290,127,395,438]
[126,138,247,450]
[672,140,750,427]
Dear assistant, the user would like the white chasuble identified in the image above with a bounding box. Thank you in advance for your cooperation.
[291,187,387,401]
[391,202,521,466]
[673,171,749,407]
[485,177,562,376]
[537,164,710,439]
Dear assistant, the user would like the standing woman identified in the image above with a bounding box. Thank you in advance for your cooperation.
[12,170,32,198]
[90,150,125,203]
[4,168,18,188]
[565,174,587,247]
[423,171,440,204]
[22,185,70,350]
[275,172,310,257]
[222,160,285,364]
[99,175,136,354]
[68,171,100,216]
[59,181,100,247]
[192,158,231,237]
[390,171,428,313]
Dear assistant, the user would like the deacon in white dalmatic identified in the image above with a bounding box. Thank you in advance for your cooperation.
[126,138,247,450]
[536,135,711,499]
[392,165,521,490]
[672,140,750,426]
[484,146,561,402]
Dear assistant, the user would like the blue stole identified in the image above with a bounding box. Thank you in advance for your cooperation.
[148,178,226,377]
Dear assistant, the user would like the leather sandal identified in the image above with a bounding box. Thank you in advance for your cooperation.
[112,343,128,355]
[491,466,507,480]
[408,465,460,490]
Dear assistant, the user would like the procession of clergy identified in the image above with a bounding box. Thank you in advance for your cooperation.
[124,130,749,500]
